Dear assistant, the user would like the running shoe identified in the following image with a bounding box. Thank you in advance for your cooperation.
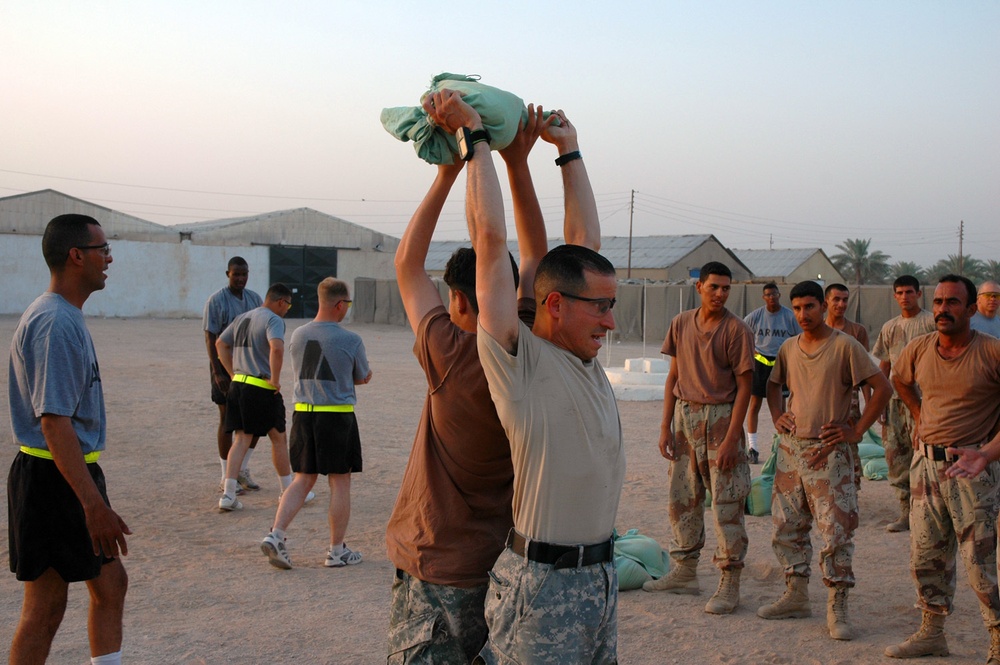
[325,543,362,568]
[218,494,243,512]
[237,469,261,492]
[261,532,292,570]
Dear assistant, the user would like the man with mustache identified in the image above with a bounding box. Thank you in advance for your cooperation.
[872,275,935,532]
[886,274,1000,661]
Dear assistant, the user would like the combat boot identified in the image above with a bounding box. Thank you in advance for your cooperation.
[884,611,948,658]
[827,585,852,640]
[642,559,699,594]
[757,575,811,619]
[988,625,1000,665]
[887,498,910,532]
[704,568,741,614]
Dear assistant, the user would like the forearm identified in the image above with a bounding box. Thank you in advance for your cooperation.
[726,374,753,442]
[892,378,922,423]
[506,160,546,299]
[216,341,234,376]
[268,345,283,383]
[205,331,220,364]
[557,138,600,250]
[766,382,785,424]
[42,416,105,511]
[396,167,460,279]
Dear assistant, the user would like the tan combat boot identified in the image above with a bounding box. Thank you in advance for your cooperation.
[757,575,811,619]
[884,611,948,658]
[887,498,910,533]
[642,559,699,594]
[704,568,741,614]
[988,625,1000,665]
[827,585,852,640]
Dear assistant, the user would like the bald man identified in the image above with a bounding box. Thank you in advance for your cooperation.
[971,280,1000,338]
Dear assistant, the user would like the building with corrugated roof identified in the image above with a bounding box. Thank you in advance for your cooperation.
[732,248,843,285]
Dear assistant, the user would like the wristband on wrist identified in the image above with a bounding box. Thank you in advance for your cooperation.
[555,150,582,167]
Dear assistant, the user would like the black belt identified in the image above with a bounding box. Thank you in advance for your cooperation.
[508,531,613,570]
[920,442,953,462]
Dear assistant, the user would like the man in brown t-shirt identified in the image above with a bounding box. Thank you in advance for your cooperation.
[642,262,754,616]
[885,274,1000,661]
[757,280,891,641]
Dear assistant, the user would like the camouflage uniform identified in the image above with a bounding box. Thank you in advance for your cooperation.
[910,451,1000,624]
[474,548,618,665]
[668,401,751,570]
[772,434,858,587]
[884,398,917,502]
[388,570,488,664]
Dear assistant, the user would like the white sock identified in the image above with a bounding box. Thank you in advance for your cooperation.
[748,433,758,451]
[280,474,293,490]
[92,651,122,665]
[220,458,227,483]
[330,542,345,556]
[271,528,286,542]
[241,448,254,472]
[224,478,238,497]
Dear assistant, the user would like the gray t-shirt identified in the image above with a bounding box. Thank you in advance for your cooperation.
[203,287,263,335]
[289,321,370,406]
[971,312,1000,338]
[218,306,285,379]
[744,305,801,357]
[8,292,106,454]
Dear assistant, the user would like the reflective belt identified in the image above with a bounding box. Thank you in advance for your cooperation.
[754,353,776,367]
[233,373,276,391]
[20,445,101,463]
[294,403,354,413]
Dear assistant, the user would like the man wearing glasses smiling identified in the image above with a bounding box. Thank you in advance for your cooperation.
[425,89,624,664]
[215,283,295,512]
[971,280,1000,338]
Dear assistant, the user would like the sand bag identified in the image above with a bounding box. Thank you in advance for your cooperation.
[614,529,669,590]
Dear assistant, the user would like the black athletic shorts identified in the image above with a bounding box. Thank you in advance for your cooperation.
[289,411,363,475]
[8,452,114,582]
[751,356,776,398]
[224,381,286,436]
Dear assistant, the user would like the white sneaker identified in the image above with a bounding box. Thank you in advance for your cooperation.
[325,543,362,568]
[304,491,316,505]
[261,532,292,570]
[218,494,243,512]
[237,469,260,491]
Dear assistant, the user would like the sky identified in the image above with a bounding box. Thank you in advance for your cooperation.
[2,1,998,268]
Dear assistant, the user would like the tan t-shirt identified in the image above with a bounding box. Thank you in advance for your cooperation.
[661,308,754,404]
[837,319,870,351]
[770,330,881,439]
[872,310,935,369]
[477,320,625,545]
[895,332,1000,448]
[385,306,518,588]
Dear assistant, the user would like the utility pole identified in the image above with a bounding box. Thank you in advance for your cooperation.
[769,234,773,250]
[959,220,964,275]
[627,189,635,279]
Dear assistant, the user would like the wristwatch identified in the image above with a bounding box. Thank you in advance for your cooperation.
[456,127,491,161]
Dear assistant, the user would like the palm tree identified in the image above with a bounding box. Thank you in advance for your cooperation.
[888,261,927,285]
[928,254,986,282]
[984,260,1000,283]
[831,238,891,285]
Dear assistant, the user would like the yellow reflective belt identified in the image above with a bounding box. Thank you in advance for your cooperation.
[20,446,101,463]
[754,353,776,367]
[233,373,277,390]
[294,403,354,413]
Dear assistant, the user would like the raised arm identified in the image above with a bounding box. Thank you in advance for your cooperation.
[499,104,553,300]
[542,109,600,250]
[395,162,465,333]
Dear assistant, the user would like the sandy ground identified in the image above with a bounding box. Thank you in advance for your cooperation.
[0,316,992,664]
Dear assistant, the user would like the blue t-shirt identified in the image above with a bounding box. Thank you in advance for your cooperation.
[971,312,1000,338]
[218,306,285,379]
[203,286,263,336]
[8,293,106,454]
[744,306,801,357]
[289,321,370,406]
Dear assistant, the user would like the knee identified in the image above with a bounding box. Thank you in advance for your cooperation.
[92,561,129,608]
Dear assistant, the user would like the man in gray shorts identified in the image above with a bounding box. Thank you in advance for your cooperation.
[203,257,263,493]
[261,278,372,569]
[216,283,295,511]
[7,214,130,665]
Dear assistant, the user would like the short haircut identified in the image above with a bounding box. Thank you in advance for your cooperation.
[938,274,977,306]
[265,283,293,301]
[893,275,921,291]
[789,280,824,303]
[443,247,519,315]
[318,277,348,302]
[535,244,616,301]
[763,282,779,293]
[42,214,101,270]
[228,256,249,270]
[699,261,732,281]
[824,283,849,297]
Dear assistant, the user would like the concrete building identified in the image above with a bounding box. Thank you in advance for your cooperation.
[732,247,844,285]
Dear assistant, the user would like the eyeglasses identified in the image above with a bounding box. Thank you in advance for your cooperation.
[77,243,111,256]
[280,298,293,306]
[979,293,1000,301]
[550,292,616,315]
[336,299,353,308]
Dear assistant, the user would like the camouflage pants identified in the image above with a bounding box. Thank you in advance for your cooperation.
[667,400,750,570]
[387,569,488,664]
[772,434,858,587]
[884,398,915,502]
[910,453,1000,626]
[474,548,618,665]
